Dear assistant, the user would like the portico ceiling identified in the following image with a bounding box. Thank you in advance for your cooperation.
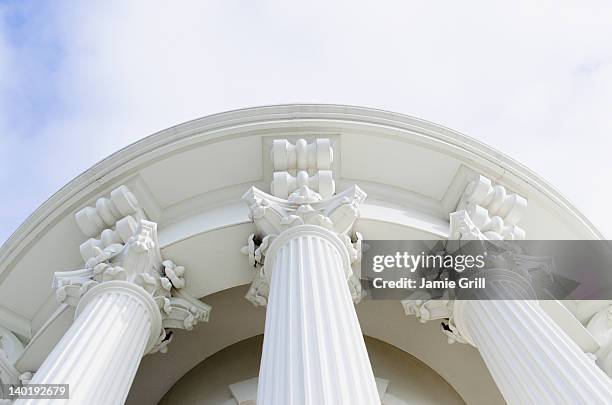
[0,104,604,404]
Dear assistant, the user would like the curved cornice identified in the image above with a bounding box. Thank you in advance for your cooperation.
[0,104,603,276]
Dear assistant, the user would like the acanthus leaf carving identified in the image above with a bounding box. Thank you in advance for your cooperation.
[242,184,365,237]
[58,185,211,355]
[244,268,269,307]
[402,174,529,346]
[242,185,366,307]
[242,136,367,306]
[455,175,527,241]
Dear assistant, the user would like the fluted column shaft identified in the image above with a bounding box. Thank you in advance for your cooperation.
[455,300,612,405]
[257,225,379,405]
[16,281,161,405]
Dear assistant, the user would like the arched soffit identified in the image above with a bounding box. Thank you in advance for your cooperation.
[126,285,503,405]
[1,104,601,272]
[0,104,601,338]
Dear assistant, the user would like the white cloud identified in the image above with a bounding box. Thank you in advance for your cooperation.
[1,0,612,242]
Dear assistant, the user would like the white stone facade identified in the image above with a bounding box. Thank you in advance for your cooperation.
[1,105,611,405]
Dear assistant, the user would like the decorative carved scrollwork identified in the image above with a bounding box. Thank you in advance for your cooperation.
[242,137,367,306]
[55,186,211,355]
[403,174,529,345]
[455,175,527,240]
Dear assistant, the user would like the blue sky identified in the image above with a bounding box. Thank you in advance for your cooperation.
[1,0,612,243]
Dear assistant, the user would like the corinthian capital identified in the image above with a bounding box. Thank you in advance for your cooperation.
[243,184,366,237]
[403,174,530,345]
[241,137,367,306]
[241,184,366,306]
[53,186,211,354]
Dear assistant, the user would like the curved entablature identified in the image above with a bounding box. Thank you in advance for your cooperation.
[0,105,601,273]
[0,104,609,405]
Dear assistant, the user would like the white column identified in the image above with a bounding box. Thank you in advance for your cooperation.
[15,281,161,405]
[257,225,380,405]
[455,299,612,405]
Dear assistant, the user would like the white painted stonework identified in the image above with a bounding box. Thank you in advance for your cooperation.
[1,105,612,405]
